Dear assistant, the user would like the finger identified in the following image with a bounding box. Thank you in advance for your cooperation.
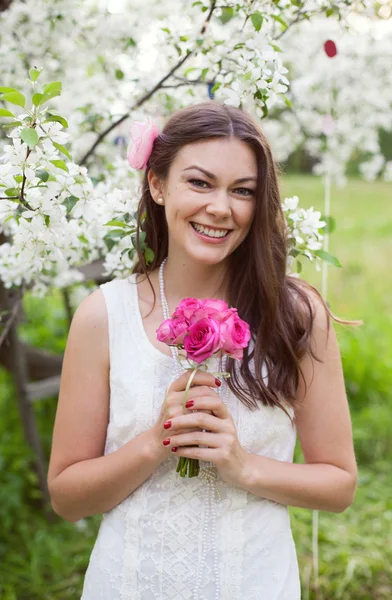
[184,396,229,420]
[181,385,221,401]
[171,369,220,393]
[164,431,222,449]
[170,411,230,434]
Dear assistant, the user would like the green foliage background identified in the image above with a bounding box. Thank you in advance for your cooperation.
[0,174,391,598]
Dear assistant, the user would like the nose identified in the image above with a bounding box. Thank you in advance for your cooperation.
[205,190,232,220]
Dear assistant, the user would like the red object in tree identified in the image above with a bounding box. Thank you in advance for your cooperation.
[324,40,337,58]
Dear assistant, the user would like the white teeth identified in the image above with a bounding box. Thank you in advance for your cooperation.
[192,222,229,238]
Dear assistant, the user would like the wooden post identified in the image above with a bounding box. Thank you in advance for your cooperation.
[0,284,52,514]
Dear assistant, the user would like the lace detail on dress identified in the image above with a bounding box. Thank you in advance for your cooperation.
[80,277,301,600]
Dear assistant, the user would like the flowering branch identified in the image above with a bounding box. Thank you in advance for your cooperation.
[78,0,218,165]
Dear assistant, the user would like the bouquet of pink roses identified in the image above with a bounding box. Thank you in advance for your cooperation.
[156,297,251,478]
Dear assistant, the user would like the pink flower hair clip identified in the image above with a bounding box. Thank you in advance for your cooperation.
[126,118,160,170]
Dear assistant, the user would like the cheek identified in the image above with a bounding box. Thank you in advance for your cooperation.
[235,202,256,228]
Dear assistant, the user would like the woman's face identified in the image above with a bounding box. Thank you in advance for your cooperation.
[149,137,258,266]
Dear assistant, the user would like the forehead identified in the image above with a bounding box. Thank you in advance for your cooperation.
[173,138,257,177]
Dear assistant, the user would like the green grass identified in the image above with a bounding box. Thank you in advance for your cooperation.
[0,174,391,599]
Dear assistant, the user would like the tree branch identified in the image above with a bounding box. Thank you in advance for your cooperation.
[0,296,21,347]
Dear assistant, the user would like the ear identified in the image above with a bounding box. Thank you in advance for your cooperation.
[147,169,164,203]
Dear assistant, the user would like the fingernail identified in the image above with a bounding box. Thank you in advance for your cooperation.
[164,420,172,429]
[215,378,221,386]
[171,447,178,452]
[185,400,194,408]
[162,439,170,446]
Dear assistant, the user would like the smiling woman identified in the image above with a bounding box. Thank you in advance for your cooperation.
[48,100,357,600]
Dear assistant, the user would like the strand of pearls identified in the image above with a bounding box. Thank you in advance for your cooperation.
[158,257,226,600]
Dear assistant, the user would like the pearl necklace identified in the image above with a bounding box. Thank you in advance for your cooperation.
[158,257,227,600]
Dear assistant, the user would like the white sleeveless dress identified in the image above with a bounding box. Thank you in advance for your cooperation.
[81,274,301,600]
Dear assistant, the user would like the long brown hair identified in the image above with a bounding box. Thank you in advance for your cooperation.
[132,101,359,422]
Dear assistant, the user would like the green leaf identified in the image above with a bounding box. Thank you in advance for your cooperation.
[271,44,283,52]
[103,229,127,240]
[220,7,234,24]
[20,127,39,148]
[271,14,288,29]
[62,195,79,213]
[321,215,336,234]
[289,248,300,258]
[104,220,127,227]
[0,108,15,118]
[1,120,23,128]
[43,114,68,128]
[4,188,19,197]
[250,11,264,31]
[0,87,19,94]
[44,214,50,227]
[36,170,49,182]
[124,37,136,48]
[13,175,23,184]
[131,231,146,249]
[41,89,62,103]
[144,246,155,266]
[29,68,42,82]
[78,235,89,244]
[296,260,302,273]
[1,91,26,108]
[53,141,72,160]
[43,81,62,94]
[200,67,209,81]
[115,69,124,80]
[32,93,43,107]
[49,159,68,172]
[315,250,342,268]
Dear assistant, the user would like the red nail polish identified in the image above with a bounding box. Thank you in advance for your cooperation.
[162,439,170,446]
[185,400,194,408]
[164,420,172,429]
[171,447,178,452]
[215,378,221,386]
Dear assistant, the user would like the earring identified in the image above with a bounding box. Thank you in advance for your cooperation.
[157,197,164,204]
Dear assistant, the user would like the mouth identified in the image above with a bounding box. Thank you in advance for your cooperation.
[190,221,233,240]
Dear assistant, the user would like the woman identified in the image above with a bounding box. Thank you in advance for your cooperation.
[47,101,358,599]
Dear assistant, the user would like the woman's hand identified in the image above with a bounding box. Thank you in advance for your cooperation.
[158,387,250,488]
[150,369,222,459]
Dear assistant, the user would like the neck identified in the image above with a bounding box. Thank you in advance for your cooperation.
[161,254,230,311]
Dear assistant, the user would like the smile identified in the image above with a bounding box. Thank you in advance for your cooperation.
[190,221,232,239]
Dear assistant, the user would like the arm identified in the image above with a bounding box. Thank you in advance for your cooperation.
[47,289,166,523]
[240,291,358,513]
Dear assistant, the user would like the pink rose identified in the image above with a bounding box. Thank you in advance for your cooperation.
[201,298,230,322]
[220,312,251,360]
[184,318,223,364]
[156,319,174,344]
[171,317,189,345]
[126,119,160,170]
[173,298,203,323]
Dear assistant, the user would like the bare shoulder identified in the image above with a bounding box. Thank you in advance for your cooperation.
[71,287,109,336]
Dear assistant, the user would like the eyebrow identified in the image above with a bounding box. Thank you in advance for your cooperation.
[182,165,257,184]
